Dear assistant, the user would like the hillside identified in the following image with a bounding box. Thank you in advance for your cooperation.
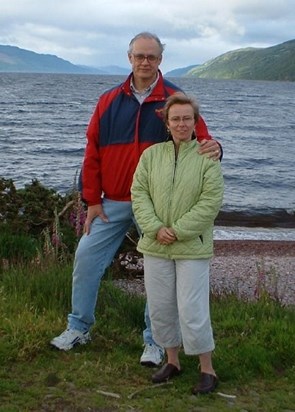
[165,64,199,77]
[1,40,294,80]
[187,40,295,81]
[0,45,129,75]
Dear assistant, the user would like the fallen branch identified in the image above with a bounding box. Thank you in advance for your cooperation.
[96,389,121,399]
[58,200,75,218]
[217,391,237,399]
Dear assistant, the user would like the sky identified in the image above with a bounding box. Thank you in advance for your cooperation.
[0,0,294,73]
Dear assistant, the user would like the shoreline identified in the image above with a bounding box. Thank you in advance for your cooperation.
[214,226,295,241]
[216,210,295,229]
[114,239,295,307]
[213,239,295,256]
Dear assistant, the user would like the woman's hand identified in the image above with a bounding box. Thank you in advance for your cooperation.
[157,227,177,245]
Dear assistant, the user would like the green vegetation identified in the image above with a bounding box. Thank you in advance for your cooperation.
[1,39,294,81]
[0,45,96,74]
[1,262,294,411]
[188,39,295,81]
[0,45,127,75]
[0,177,84,264]
[0,176,294,411]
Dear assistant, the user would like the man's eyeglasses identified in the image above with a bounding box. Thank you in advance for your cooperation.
[132,53,160,63]
[168,116,195,125]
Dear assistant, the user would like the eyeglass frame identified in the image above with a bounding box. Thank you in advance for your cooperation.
[168,115,195,125]
[131,53,161,63]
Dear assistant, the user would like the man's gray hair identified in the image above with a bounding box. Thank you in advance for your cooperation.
[128,32,165,54]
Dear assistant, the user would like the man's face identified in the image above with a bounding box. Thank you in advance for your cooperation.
[128,38,162,82]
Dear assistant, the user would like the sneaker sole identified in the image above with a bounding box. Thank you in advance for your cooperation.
[140,360,161,368]
[50,338,90,351]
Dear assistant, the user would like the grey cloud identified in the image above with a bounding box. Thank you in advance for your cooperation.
[0,0,294,72]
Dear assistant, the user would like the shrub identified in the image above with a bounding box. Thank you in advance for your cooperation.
[0,230,40,266]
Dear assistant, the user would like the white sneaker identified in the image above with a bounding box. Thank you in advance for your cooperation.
[50,328,91,351]
[140,344,164,367]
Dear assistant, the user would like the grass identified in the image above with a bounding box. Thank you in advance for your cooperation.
[0,260,294,411]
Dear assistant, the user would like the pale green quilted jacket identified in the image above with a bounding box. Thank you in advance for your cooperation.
[131,139,224,259]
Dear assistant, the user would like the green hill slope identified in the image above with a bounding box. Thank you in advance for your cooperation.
[188,40,295,81]
[0,45,98,74]
[165,65,200,77]
[0,45,126,74]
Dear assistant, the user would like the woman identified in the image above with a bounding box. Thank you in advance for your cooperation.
[131,92,224,394]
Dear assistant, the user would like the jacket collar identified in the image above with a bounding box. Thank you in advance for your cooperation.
[121,70,166,101]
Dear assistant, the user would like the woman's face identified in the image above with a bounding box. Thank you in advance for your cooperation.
[167,103,195,145]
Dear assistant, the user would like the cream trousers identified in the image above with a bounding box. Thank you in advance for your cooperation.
[144,255,215,355]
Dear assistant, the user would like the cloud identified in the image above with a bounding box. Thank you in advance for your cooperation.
[0,0,294,71]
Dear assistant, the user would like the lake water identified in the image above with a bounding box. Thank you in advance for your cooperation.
[1,73,294,240]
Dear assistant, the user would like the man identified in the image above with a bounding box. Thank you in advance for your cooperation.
[50,32,222,367]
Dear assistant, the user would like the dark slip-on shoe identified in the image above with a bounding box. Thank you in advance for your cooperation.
[152,363,181,383]
[192,372,218,395]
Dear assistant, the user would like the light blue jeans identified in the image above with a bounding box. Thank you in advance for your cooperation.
[67,198,156,346]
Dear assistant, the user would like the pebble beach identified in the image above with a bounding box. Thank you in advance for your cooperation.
[114,240,295,307]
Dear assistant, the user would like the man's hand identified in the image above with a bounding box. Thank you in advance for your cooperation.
[198,139,221,161]
[156,227,177,245]
[84,204,109,235]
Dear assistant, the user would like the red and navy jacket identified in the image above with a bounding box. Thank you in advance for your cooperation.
[82,71,213,205]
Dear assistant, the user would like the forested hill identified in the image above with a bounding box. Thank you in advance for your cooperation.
[0,45,129,75]
[1,40,294,80]
[187,40,295,81]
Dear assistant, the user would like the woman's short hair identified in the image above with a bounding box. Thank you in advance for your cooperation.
[163,92,199,123]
